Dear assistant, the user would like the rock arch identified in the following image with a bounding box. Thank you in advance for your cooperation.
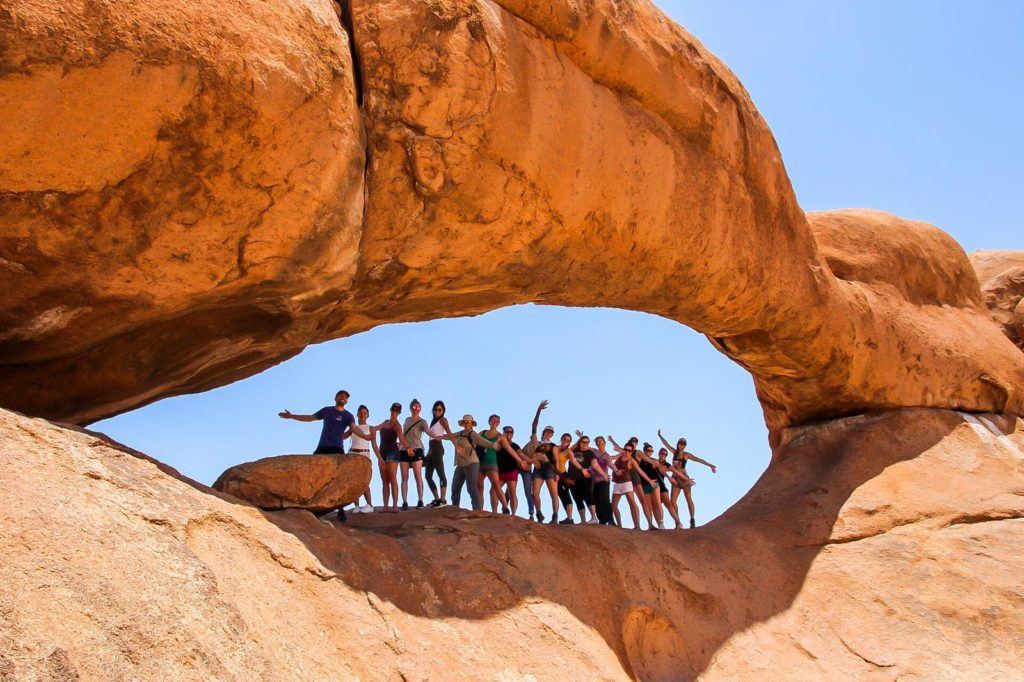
[2,1,1024,679]
[0,0,1021,432]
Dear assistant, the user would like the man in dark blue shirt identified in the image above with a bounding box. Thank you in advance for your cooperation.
[279,390,355,454]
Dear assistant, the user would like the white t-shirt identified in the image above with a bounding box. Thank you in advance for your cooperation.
[427,420,446,439]
[350,424,373,451]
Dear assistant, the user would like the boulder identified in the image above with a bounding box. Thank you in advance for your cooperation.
[971,250,1024,350]
[213,454,371,512]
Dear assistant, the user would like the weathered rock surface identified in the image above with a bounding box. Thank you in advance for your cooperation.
[3,406,1023,679]
[213,454,371,512]
[971,250,1024,350]
[1,0,1022,432]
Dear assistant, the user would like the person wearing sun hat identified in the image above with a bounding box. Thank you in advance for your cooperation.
[438,413,496,511]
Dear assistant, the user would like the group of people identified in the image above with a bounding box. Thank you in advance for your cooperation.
[279,391,717,529]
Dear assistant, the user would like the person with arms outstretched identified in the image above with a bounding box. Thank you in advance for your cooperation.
[659,429,717,528]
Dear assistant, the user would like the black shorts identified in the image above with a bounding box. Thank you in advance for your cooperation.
[313,445,344,455]
[657,476,668,493]
[401,448,425,464]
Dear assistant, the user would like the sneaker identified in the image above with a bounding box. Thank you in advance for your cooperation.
[401,502,409,511]
[430,499,442,508]
[502,507,511,515]
[359,504,374,513]
[548,516,558,525]
[528,514,535,522]
[587,518,598,525]
[689,518,696,529]
[558,518,574,525]
[416,500,424,509]
[657,521,665,530]
[536,512,545,523]
[337,508,347,522]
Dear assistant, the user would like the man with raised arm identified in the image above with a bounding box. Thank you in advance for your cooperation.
[279,389,355,455]
[278,389,357,521]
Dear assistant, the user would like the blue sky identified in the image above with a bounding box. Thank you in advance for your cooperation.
[94,2,1023,525]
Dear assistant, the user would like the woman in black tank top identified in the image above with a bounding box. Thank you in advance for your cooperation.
[374,403,403,512]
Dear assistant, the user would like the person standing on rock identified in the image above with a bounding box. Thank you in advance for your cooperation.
[567,432,596,523]
[637,443,667,529]
[375,403,404,512]
[442,414,500,511]
[475,415,518,514]
[400,399,431,510]
[425,400,454,507]
[343,404,380,514]
[590,436,615,525]
[610,442,653,529]
[659,430,717,528]
[491,424,529,516]
[656,447,685,529]
[553,432,580,525]
[278,389,355,455]
[609,435,653,529]
[519,400,551,521]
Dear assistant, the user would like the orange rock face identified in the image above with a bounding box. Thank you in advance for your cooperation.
[971,250,1024,350]
[1,0,1022,432]
[213,454,371,512]
[3,405,1022,679]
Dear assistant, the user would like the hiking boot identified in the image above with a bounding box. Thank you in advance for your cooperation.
[548,516,558,525]
[536,512,545,523]
[558,518,574,525]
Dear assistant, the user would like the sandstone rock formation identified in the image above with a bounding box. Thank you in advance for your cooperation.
[1,0,1022,432]
[3,405,1022,679]
[213,454,371,512]
[3,0,1024,679]
[971,250,1024,350]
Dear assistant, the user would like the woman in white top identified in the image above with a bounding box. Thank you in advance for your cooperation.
[425,400,454,507]
[344,405,381,513]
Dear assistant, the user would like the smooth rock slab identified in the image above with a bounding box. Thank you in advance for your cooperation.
[213,454,371,513]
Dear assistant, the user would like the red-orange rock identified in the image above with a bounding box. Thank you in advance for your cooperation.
[213,454,371,512]
[1,0,1021,433]
[971,250,1024,350]
[3,404,1023,679]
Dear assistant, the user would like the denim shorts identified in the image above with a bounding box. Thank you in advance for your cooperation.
[534,466,556,481]
[382,447,401,463]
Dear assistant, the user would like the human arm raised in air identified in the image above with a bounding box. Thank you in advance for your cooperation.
[531,400,549,439]
[278,409,319,422]
[657,429,678,456]
[607,436,625,454]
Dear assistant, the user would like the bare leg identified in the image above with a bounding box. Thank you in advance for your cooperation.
[661,490,682,528]
[545,479,559,521]
[532,477,544,519]
[505,479,518,516]
[400,462,410,505]
[413,460,424,503]
[489,485,498,513]
[487,471,509,509]
[612,493,622,527]
[378,459,390,509]
[387,462,400,510]
[477,471,486,504]
[649,490,664,528]
[683,484,696,525]
[626,492,641,529]
[637,488,652,529]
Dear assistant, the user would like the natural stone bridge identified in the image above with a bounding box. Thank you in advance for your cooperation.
[1,0,1022,679]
